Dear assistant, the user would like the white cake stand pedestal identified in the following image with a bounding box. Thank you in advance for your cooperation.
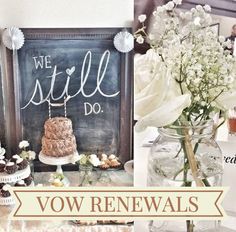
[39,151,80,186]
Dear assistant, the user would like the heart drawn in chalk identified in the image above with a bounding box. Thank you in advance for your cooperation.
[66,66,75,76]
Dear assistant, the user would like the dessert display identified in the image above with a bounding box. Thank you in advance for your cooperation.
[99,154,121,170]
[41,117,77,157]
[0,145,33,205]
[1,184,11,197]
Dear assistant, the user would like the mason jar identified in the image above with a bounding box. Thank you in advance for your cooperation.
[148,120,223,232]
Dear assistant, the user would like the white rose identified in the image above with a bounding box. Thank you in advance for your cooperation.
[135,50,191,131]
[138,14,146,23]
[19,140,29,149]
[89,155,101,167]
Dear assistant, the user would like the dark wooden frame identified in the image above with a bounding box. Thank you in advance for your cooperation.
[5,28,133,171]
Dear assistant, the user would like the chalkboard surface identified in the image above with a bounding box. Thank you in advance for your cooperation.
[0,66,5,146]
[12,28,132,163]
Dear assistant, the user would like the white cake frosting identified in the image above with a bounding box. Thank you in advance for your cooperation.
[2,184,10,191]
[6,162,14,166]
[101,154,107,159]
[13,154,20,160]
[16,158,24,164]
[0,155,5,160]
[108,154,116,160]
[0,160,6,164]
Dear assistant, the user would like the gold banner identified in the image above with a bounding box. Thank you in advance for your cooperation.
[10,187,227,220]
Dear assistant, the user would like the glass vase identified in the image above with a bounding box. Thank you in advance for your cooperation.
[78,164,94,186]
[148,120,223,232]
[29,160,34,178]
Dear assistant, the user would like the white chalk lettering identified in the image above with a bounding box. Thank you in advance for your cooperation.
[22,50,120,109]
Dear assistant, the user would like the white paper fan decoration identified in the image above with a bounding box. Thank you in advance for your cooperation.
[113,31,134,53]
[2,27,25,50]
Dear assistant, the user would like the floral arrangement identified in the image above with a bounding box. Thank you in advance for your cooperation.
[134,0,236,131]
[77,153,101,167]
[18,140,36,161]
[134,2,236,231]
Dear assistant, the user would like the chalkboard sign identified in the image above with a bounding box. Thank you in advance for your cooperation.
[6,28,132,165]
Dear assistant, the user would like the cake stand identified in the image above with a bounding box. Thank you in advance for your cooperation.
[0,165,31,206]
[39,151,80,186]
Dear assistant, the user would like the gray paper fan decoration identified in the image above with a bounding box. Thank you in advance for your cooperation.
[2,27,24,50]
[113,30,134,53]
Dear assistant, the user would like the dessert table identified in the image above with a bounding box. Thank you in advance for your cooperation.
[0,170,133,232]
[134,123,236,232]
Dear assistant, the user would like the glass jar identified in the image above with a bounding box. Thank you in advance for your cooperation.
[78,164,94,186]
[148,120,223,232]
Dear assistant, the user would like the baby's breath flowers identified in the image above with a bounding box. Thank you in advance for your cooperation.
[134,0,236,130]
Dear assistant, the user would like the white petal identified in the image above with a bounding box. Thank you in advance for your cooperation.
[135,94,191,132]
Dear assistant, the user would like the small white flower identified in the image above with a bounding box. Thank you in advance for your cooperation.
[224,76,234,84]
[138,14,147,23]
[78,154,85,160]
[196,5,203,11]
[19,140,29,149]
[28,150,36,160]
[179,12,185,19]
[173,0,182,5]
[148,33,155,40]
[136,35,144,44]
[203,4,211,12]
[195,95,200,101]
[156,6,164,13]
[165,1,175,11]
[193,17,201,26]
[185,12,192,20]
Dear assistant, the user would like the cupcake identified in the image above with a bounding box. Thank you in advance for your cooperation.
[101,153,108,161]
[110,159,121,168]
[15,180,26,187]
[24,175,33,186]
[16,158,28,170]
[11,154,21,163]
[0,160,6,172]
[1,184,11,197]
[5,162,18,174]
[100,161,110,170]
